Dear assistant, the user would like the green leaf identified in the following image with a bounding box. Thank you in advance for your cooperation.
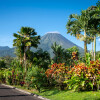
[81,81,85,87]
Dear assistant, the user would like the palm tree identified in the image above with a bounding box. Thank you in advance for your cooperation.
[51,42,64,63]
[67,10,89,58]
[66,9,98,60]
[87,6,100,60]
[13,33,24,64]
[13,27,40,71]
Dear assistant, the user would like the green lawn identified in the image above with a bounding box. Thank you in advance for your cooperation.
[35,89,100,100]
[12,85,100,100]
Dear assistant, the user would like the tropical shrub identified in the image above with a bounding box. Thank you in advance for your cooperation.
[96,51,100,60]
[0,60,6,69]
[65,46,79,66]
[0,56,14,68]
[5,69,12,84]
[25,66,48,92]
[0,69,6,83]
[86,53,91,66]
[4,59,25,85]
[32,49,51,70]
[45,63,69,90]
[65,60,100,91]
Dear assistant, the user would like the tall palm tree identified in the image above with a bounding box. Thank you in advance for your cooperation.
[66,10,90,58]
[13,33,24,64]
[66,9,98,59]
[87,6,100,60]
[13,27,40,71]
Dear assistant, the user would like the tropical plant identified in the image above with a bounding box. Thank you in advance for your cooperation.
[66,9,95,59]
[25,66,48,92]
[86,53,91,66]
[51,42,65,63]
[13,27,40,71]
[45,63,69,90]
[65,60,100,91]
[87,5,100,61]
[32,49,51,70]
[65,46,79,66]
[1,56,14,68]
[0,69,6,83]
[51,43,79,65]
[0,60,6,69]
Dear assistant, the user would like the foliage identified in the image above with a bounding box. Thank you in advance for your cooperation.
[3,59,25,85]
[28,49,51,70]
[1,56,14,68]
[0,69,6,83]
[86,53,91,66]
[96,51,100,60]
[51,43,79,66]
[0,60,6,69]
[65,60,100,91]
[45,63,69,90]
[66,46,79,66]
[66,10,91,56]
[13,27,40,71]
[87,5,100,61]
[51,42,65,63]
[13,27,40,49]
[11,59,25,85]
[66,6,100,60]
[25,66,48,92]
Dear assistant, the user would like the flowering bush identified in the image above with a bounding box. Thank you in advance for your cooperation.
[72,51,78,60]
[2,60,25,86]
[65,60,100,91]
[20,81,25,86]
[45,63,69,90]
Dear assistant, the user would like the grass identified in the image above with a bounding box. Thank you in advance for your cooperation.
[11,85,100,100]
[35,89,100,100]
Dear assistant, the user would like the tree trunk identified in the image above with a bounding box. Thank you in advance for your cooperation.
[20,48,23,65]
[84,41,87,56]
[94,36,96,61]
[84,30,87,59]
[20,56,22,64]
[92,41,94,60]
[24,47,27,72]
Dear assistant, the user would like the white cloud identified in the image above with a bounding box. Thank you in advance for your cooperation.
[46,31,60,34]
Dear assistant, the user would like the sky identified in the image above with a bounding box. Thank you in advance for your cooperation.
[0,0,100,51]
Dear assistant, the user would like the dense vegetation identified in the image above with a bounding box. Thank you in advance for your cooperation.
[0,1,100,100]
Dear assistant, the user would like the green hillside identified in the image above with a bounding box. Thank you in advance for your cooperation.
[31,32,84,57]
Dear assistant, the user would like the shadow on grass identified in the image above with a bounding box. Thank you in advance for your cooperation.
[84,98,100,100]
[40,89,68,96]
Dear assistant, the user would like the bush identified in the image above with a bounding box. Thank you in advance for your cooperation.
[0,69,6,83]
[45,63,69,90]
[25,66,48,92]
[65,60,100,91]
[3,59,25,86]
[0,60,6,69]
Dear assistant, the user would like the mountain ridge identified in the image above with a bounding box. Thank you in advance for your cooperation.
[31,33,84,57]
[0,33,84,57]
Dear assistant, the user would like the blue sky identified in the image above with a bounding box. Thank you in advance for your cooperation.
[0,0,100,51]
